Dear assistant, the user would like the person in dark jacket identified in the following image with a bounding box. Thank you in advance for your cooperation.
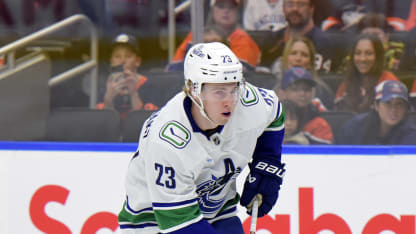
[338,80,416,145]
[277,67,333,144]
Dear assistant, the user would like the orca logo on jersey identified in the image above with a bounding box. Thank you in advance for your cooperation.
[196,158,241,215]
[241,85,259,106]
[159,121,191,149]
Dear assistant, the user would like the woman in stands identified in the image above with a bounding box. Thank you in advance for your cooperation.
[168,0,260,71]
[338,80,416,145]
[334,34,399,113]
[274,36,334,110]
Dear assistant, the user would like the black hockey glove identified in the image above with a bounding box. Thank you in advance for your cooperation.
[240,159,285,217]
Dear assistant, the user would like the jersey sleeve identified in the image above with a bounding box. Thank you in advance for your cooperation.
[252,88,285,162]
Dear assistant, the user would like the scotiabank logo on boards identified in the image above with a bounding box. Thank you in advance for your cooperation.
[242,188,415,234]
[30,185,415,233]
[30,185,119,234]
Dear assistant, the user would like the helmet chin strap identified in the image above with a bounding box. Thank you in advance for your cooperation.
[188,95,219,128]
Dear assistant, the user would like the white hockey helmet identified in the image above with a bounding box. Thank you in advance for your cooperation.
[184,42,244,98]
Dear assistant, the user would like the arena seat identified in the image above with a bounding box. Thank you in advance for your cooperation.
[121,110,154,142]
[0,52,51,141]
[46,108,121,142]
[320,111,355,144]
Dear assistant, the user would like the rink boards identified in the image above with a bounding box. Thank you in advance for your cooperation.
[0,142,415,234]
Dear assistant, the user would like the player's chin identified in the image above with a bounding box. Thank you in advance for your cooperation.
[218,112,232,124]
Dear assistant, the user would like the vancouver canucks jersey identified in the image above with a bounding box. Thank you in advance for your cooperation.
[118,83,285,233]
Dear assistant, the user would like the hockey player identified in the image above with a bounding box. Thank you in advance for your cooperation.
[118,42,286,233]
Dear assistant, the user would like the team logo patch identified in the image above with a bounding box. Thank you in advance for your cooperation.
[241,85,259,106]
[159,121,191,149]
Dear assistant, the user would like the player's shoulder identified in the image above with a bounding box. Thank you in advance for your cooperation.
[240,82,280,109]
[139,92,194,150]
[238,82,282,126]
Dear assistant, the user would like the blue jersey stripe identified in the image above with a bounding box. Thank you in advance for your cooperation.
[126,196,153,214]
[153,198,198,208]
[119,223,158,229]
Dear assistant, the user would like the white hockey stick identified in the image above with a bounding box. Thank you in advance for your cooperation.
[249,198,259,234]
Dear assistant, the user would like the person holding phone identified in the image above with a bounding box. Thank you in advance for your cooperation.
[97,33,159,119]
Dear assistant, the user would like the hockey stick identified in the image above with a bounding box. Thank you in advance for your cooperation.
[249,198,259,234]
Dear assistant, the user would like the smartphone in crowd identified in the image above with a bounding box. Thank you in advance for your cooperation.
[110,64,125,82]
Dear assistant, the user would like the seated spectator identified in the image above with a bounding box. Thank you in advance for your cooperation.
[277,67,333,144]
[321,0,409,32]
[260,0,343,73]
[97,33,159,119]
[282,99,309,144]
[169,0,261,71]
[334,34,399,113]
[337,13,405,72]
[273,35,334,110]
[321,2,366,32]
[243,0,287,31]
[338,80,416,145]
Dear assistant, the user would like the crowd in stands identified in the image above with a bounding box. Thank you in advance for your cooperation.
[3,0,416,145]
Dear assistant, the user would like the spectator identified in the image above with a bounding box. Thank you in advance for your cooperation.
[243,0,287,31]
[277,67,333,144]
[321,0,410,32]
[321,1,366,32]
[334,34,399,113]
[97,33,158,119]
[169,0,261,71]
[260,0,342,73]
[338,80,416,145]
[282,99,309,144]
[337,13,405,72]
[274,35,334,110]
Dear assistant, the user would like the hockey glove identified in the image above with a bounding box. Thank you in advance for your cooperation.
[240,159,285,217]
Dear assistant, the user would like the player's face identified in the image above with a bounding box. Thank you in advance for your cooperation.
[287,41,312,69]
[283,81,314,107]
[376,98,407,127]
[284,112,299,137]
[283,0,313,29]
[110,46,141,72]
[212,0,239,30]
[200,82,240,125]
[353,39,376,75]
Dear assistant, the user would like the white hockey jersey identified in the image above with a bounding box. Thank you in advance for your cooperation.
[118,83,285,233]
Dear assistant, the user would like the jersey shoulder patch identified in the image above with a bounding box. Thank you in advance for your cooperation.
[159,120,192,149]
[241,83,259,106]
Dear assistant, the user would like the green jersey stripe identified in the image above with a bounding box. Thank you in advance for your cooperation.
[154,203,201,230]
[118,203,157,224]
[268,103,285,129]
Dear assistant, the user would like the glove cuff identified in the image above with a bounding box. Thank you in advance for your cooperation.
[250,159,285,183]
